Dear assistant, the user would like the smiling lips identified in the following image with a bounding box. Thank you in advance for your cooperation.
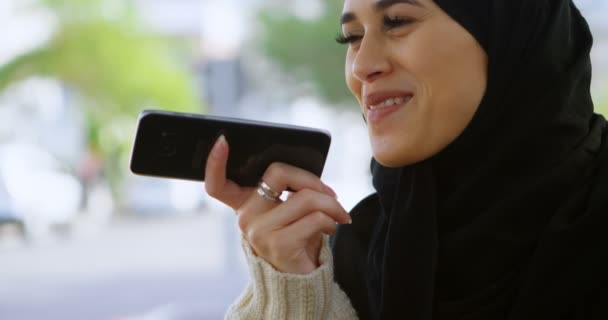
[364,91,414,123]
[369,95,413,109]
[365,91,414,109]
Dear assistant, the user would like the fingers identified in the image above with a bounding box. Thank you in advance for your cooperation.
[283,211,338,237]
[204,135,228,197]
[278,189,350,226]
[238,188,350,237]
[237,162,340,223]
[204,135,248,210]
[246,211,336,274]
[203,134,346,274]
[262,162,337,198]
[204,134,348,238]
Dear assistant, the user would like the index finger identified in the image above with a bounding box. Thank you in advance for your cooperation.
[204,135,249,210]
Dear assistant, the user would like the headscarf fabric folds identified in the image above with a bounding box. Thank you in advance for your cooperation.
[331,1,608,319]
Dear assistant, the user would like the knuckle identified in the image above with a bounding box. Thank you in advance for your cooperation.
[204,183,218,197]
[311,211,328,225]
[303,191,335,216]
[308,193,328,210]
[248,227,279,257]
[246,227,263,247]
[325,222,337,235]
[266,162,286,179]
[324,195,341,211]
[313,211,336,235]
[329,222,338,234]
[237,214,249,233]
[297,188,314,199]
[289,189,316,210]
[306,188,324,202]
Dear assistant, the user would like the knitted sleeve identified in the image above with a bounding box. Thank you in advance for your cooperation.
[224,236,359,320]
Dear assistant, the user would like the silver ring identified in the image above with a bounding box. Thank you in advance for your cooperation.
[256,180,282,202]
[256,187,280,202]
[258,180,282,198]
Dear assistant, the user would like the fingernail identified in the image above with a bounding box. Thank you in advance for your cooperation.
[217,134,228,148]
[218,134,227,146]
[212,134,227,156]
[343,211,352,225]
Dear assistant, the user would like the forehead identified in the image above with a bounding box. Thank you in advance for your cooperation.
[342,0,367,11]
[342,0,424,12]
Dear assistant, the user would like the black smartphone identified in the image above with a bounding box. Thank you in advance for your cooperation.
[129,110,332,187]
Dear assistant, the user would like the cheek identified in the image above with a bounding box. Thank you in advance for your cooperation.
[372,21,486,166]
[345,54,362,102]
[406,22,487,131]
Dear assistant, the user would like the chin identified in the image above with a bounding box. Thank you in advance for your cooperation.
[372,140,414,167]
[372,141,437,167]
[373,151,419,168]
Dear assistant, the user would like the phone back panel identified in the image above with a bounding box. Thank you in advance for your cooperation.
[130,110,331,186]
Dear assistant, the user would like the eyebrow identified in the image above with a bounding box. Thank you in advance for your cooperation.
[340,0,423,25]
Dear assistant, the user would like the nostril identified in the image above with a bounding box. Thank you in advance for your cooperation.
[367,71,384,82]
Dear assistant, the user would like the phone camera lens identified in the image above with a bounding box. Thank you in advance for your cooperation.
[159,131,177,157]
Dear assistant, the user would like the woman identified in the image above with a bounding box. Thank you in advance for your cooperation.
[205,0,608,319]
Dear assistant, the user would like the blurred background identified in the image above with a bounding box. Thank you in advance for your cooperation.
[0,0,606,319]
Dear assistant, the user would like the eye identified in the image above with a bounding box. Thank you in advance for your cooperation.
[383,16,413,29]
[335,33,363,45]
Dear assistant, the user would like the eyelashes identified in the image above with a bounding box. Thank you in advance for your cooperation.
[335,34,361,44]
[336,16,414,45]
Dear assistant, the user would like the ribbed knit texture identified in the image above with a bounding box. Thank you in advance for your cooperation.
[225,236,359,320]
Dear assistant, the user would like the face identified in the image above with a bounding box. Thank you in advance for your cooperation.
[340,0,488,167]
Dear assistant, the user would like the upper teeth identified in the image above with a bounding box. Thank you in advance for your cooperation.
[369,96,412,110]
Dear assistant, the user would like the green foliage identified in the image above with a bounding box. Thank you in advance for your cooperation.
[0,22,198,118]
[0,0,202,195]
[258,2,608,117]
[257,1,355,105]
[597,90,608,116]
[598,102,608,117]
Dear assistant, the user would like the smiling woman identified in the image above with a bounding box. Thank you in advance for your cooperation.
[339,0,487,166]
[205,0,608,319]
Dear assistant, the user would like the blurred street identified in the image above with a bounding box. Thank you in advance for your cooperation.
[0,209,248,320]
[0,1,606,319]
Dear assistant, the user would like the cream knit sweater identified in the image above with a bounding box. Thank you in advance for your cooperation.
[225,236,359,320]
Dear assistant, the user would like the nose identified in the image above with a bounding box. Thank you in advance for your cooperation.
[351,35,391,83]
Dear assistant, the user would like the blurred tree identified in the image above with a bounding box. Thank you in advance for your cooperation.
[598,98,608,116]
[596,82,608,115]
[258,1,608,115]
[257,1,355,105]
[0,0,202,200]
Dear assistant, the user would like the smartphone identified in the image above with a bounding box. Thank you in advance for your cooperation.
[129,110,332,187]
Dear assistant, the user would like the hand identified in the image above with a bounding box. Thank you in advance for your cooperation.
[204,135,352,274]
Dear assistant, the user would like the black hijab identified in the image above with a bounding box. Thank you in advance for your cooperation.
[332,1,608,319]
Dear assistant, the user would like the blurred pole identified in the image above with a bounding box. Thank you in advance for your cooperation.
[204,58,245,271]
[199,0,249,271]
[203,58,244,117]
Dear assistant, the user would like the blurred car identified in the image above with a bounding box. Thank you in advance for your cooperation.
[123,175,175,215]
[0,174,25,238]
[123,175,205,216]
[0,142,82,240]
